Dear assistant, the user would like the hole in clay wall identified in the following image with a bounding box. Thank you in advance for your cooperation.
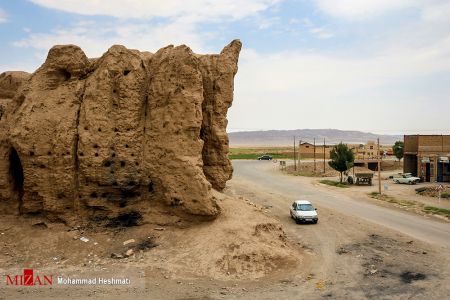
[93,144,99,149]
[171,198,182,206]
[148,181,154,192]
[90,192,98,198]
[103,161,111,167]
[95,153,99,157]
[60,69,71,81]
[40,164,45,169]
[98,128,102,132]
[29,151,34,156]
[120,161,126,167]
[9,147,24,213]
[123,70,131,76]
[47,151,52,156]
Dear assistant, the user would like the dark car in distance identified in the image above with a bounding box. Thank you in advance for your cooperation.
[257,155,273,160]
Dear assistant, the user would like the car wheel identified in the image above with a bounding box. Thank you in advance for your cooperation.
[408,181,413,185]
[313,220,318,224]
[295,219,300,224]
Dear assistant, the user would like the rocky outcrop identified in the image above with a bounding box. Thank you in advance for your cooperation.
[199,41,240,190]
[0,41,241,225]
[0,71,30,120]
[0,71,30,99]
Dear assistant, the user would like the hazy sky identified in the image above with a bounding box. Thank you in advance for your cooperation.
[1,0,449,135]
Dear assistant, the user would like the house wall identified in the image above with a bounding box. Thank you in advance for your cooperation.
[298,143,331,159]
[404,135,418,154]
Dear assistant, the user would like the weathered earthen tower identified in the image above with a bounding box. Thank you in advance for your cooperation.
[0,40,241,225]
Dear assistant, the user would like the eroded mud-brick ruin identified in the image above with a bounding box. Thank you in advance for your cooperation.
[0,40,241,225]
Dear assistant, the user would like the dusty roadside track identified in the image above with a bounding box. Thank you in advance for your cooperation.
[231,160,450,248]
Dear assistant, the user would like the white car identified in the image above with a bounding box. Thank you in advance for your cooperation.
[290,200,318,224]
[393,173,420,185]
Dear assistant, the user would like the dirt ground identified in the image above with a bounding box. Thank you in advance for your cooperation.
[0,190,304,299]
[1,163,450,299]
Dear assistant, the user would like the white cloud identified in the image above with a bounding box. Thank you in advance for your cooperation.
[257,16,279,29]
[309,27,333,39]
[0,8,8,23]
[29,0,280,21]
[314,0,416,19]
[422,2,450,24]
[13,20,208,61]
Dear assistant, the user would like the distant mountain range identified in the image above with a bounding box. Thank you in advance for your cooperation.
[228,129,403,146]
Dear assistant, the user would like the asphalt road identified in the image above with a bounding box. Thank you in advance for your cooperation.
[232,160,450,248]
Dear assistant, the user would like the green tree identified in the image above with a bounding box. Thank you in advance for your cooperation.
[328,143,355,183]
[393,141,404,161]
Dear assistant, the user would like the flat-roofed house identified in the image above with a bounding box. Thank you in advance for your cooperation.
[404,135,450,182]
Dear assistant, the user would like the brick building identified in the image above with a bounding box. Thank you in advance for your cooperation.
[404,135,450,182]
[299,142,332,159]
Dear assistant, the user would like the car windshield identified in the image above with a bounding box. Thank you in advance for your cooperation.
[296,204,314,211]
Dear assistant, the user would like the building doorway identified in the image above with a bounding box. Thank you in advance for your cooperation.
[425,163,431,182]
[437,162,444,182]
[9,147,24,213]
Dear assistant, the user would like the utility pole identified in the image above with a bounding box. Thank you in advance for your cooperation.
[323,138,326,173]
[294,136,297,171]
[313,138,316,173]
[298,139,302,171]
[377,138,381,194]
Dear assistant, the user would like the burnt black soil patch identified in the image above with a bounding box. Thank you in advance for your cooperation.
[106,212,143,228]
[400,272,426,284]
[337,234,436,298]
[135,240,158,251]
